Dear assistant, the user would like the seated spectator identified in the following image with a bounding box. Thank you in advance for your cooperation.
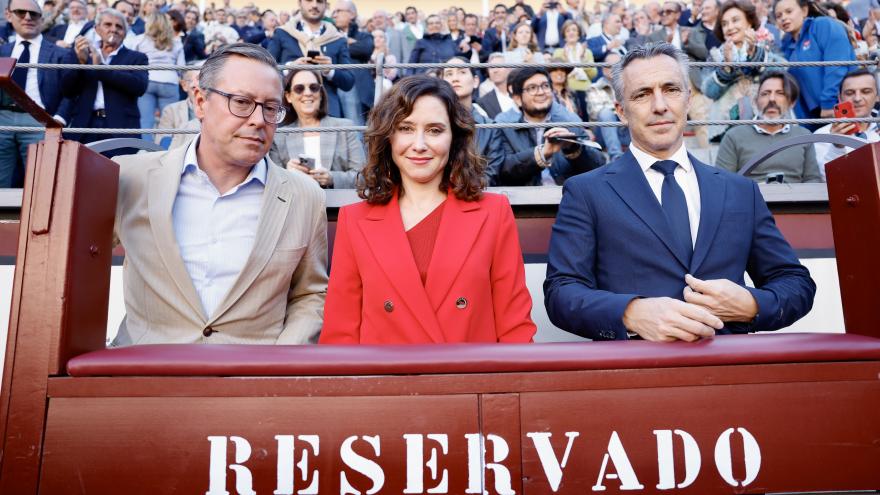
[442,56,504,185]
[156,63,200,149]
[548,57,579,116]
[110,0,140,47]
[627,1,686,49]
[47,0,89,47]
[814,69,880,176]
[202,6,240,53]
[232,8,261,43]
[586,51,630,161]
[407,14,457,73]
[683,0,722,63]
[267,0,354,119]
[482,3,510,54]
[506,21,545,63]
[182,8,205,61]
[256,9,278,48]
[587,12,627,62]
[132,11,185,137]
[716,71,823,183]
[776,0,855,124]
[65,8,148,147]
[320,75,536,344]
[495,67,605,186]
[553,19,597,117]
[333,0,373,125]
[700,0,781,141]
[477,52,516,119]
[269,68,365,189]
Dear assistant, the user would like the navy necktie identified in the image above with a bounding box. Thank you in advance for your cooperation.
[12,41,31,91]
[651,160,693,266]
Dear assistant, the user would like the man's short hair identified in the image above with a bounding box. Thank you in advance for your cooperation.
[97,8,129,33]
[611,42,689,102]
[111,0,132,10]
[756,70,800,104]
[508,67,551,96]
[68,0,87,8]
[840,68,876,94]
[199,42,282,92]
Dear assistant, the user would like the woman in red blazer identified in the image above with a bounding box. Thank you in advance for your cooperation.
[320,75,536,344]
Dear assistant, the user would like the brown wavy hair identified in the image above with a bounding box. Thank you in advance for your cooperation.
[359,75,486,204]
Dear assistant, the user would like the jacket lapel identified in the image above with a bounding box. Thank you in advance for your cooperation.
[37,41,51,91]
[147,146,206,320]
[357,193,445,343]
[690,157,725,273]
[207,161,293,325]
[286,131,305,165]
[319,118,337,170]
[424,193,486,312]
[605,151,690,268]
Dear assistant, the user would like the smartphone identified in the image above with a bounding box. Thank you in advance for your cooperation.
[834,101,858,134]
[306,49,321,59]
[298,154,315,170]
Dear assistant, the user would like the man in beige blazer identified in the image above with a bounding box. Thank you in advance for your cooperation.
[112,43,328,346]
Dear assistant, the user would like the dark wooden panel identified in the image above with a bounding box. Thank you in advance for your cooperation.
[40,395,480,495]
[520,380,880,494]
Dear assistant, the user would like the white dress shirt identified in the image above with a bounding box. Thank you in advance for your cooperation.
[630,142,702,247]
[93,43,122,111]
[172,136,268,318]
[545,9,560,47]
[63,20,87,44]
[11,34,46,109]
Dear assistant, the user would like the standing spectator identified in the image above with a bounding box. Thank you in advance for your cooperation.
[680,0,704,25]
[267,0,354,119]
[47,0,88,47]
[510,0,536,18]
[586,51,630,160]
[482,3,509,54]
[132,11,186,135]
[477,51,516,118]
[495,67,605,186]
[333,0,372,125]
[407,14,457,73]
[181,8,205,60]
[644,1,663,26]
[202,6,240,53]
[588,12,627,61]
[447,11,463,45]
[700,0,780,141]
[548,57,579,115]
[628,1,686,49]
[253,9,277,48]
[507,21,544,63]
[776,0,856,123]
[442,56,504,185]
[155,63,200,149]
[459,13,484,62]
[716,71,822,182]
[533,0,570,50]
[371,28,398,89]
[270,68,365,189]
[371,9,404,63]
[128,0,145,33]
[232,8,260,43]
[279,10,290,25]
[814,69,880,174]
[400,5,423,62]
[66,8,148,146]
[0,0,75,188]
[111,0,140,45]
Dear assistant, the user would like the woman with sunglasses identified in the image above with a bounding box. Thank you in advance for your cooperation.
[319,75,536,344]
[268,68,365,189]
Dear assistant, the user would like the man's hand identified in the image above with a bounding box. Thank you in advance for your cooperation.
[622,297,723,342]
[74,36,92,64]
[683,274,759,322]
[311,54,333,75]
[830,121,859,137]
[541,127,571,158]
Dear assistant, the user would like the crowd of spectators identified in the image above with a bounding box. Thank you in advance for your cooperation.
[0,0,877,188]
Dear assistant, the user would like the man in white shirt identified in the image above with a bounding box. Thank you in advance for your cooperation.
[814,69,880,179]
[47,0,87,47]
[477,51,516,118]
[112,43,328,345]
[0,0,75,187]
[545,42,815,342]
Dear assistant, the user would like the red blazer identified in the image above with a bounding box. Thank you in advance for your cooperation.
[320,191,536,344]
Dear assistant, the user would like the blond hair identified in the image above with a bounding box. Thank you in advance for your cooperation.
[146,12,175,51]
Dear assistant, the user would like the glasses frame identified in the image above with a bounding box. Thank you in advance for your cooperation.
[522,82,552,96]
[203,87,286,125]
[10,9,42,19]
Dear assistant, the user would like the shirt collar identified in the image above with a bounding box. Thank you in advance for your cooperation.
[629,141,692,174]
[182,134,268,189]
[98,43,123,62]
[15,33,42,48]
[752,122,791,135]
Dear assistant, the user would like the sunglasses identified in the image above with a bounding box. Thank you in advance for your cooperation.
[661,8,679,15]
[292,83,321,94]
[10,9,42,19]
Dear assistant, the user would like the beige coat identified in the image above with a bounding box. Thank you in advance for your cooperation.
[112,145,328,346]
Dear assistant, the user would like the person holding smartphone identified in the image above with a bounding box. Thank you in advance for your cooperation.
[268,67,365,189]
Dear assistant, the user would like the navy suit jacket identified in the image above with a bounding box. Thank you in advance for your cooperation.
[544,151,816,340]
[532,10,570,49]
[267,26,355,118]
[0,39,76,120]
[587,34,622,62]
[63,46,149,131]
[130,17,145,35]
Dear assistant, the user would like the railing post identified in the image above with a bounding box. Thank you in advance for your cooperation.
[374,52,385,106]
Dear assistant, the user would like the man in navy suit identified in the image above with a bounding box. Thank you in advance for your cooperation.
[0,0,75,187]
[544,43,816,342]
[64,8,148,146]
[267,0,354,118]
[532,0,570,51]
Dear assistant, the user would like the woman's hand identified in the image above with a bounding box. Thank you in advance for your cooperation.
[744,28,757,55]
[723,40,734,62]
[286,158,311,174]
[309,169,334,187]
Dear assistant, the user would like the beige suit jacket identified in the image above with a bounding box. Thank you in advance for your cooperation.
[112,145,328,346]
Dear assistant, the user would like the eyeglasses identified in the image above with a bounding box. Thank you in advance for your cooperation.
[661,8,679,15]
[10,9,42,19]
[522,82,551,95]
[204,87,286,124]
[291,83,321,95]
